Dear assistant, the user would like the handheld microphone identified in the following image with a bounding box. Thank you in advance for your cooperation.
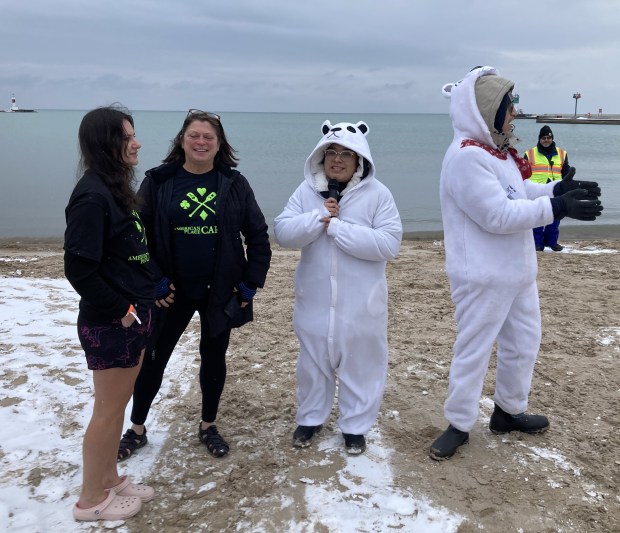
[327,179,339,201]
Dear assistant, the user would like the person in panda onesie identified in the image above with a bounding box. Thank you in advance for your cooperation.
[274,120,402,455]
[430,66,603,460]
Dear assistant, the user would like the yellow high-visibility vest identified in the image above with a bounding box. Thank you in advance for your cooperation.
[526,147,566,184]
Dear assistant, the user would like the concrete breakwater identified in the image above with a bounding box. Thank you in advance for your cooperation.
[534,113,620,125]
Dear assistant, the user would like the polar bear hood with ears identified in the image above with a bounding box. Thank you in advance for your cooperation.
[441,65,518,152]
[304,120,375,195]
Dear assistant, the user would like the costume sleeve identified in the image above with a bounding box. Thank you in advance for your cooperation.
[239,176,272,289]
[326,185,402,262]
[274,182,328,248]
[445,149,554,234]
[523,178,557,199]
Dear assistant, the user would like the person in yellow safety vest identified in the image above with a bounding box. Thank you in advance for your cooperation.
[524,125,571,251]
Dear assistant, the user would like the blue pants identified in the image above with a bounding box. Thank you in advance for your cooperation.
[533,218,561,248]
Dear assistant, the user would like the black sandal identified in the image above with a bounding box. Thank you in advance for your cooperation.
[118,427,148,462]
[198,424,229,457]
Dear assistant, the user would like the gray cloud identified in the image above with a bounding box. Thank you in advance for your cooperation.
[2,0,619,114]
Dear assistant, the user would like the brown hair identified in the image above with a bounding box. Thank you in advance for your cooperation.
[78,104,138,213]
[163,113,238,168]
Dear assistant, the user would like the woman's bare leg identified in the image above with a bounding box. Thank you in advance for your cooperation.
[77,353,143,508]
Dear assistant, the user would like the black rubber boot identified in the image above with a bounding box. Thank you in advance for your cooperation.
[489,404,550,434]
[293,425,322,448]
[429,425,469,461]
[343,433,366,455]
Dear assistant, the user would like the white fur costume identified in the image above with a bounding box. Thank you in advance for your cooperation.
[440,67,559,431]
[274,121,402,435]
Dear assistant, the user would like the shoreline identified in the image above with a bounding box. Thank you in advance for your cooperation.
[1,224,617,247]
[405,224,620,241]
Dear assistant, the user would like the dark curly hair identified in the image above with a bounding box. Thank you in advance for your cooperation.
[78,104,138,213]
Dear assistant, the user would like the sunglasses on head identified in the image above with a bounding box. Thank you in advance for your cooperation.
[186,109,220,121]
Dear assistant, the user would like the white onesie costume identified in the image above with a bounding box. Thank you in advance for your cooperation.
[274,121,402,435]
[440,67,558,432]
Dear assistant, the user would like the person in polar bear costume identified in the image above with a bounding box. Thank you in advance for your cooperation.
[275,120,402,455]
[430,66,603,460]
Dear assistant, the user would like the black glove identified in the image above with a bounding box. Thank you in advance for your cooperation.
[553,167,601,199]
[550,189,604,221]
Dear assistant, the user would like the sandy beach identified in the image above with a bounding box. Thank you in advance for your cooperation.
[1,233,618,532]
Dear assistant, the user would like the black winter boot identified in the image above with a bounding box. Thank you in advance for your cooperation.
[489,404,549,434]
[343,433,366,455]
[293,425,322,448]
[429,425,469,461]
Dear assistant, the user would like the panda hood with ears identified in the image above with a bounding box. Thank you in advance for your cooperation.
[304,120,375,196]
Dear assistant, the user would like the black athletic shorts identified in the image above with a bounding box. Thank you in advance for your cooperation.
[77,307,153,370]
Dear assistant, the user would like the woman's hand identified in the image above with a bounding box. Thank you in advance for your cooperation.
[324,197,339,218]
[121,314,135,327]
[156,283,176,308]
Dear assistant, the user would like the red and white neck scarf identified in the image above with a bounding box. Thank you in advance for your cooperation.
[461,139,532,180]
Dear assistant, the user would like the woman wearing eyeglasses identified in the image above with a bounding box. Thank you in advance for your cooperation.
[274,120,402,455]
[118,110,271,460]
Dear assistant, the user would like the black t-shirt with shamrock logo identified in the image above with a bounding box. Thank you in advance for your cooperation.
[169,168,219,299]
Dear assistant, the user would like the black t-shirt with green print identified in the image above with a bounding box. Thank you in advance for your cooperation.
[169,168,219,299]
[64,170,157,322]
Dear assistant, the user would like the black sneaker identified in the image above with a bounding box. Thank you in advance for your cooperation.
[489,404,550,435]
[293,425,322,448]
[343,433,366,455]
[429,425,469,461]
[549,244,564,252]
[535,245,544,252]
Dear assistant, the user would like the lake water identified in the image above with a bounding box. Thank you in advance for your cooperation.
[0,110,618,238]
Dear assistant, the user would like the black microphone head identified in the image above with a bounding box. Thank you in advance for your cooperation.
[327,179,339,200]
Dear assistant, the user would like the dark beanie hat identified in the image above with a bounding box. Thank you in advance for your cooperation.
[493,92,512,132]
[539,125,553,139]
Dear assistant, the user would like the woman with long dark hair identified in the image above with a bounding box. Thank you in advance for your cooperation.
[117,110,271,461]
[65,105,157,521]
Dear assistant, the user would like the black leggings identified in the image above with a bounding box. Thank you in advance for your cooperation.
[130,294,231,425]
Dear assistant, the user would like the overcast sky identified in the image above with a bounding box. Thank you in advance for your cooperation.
[2,0,619,115]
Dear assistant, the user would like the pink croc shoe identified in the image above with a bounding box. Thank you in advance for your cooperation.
[73,490,142,521]
[111,475,155,503]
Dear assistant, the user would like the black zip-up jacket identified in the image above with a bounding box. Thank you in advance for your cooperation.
[138,160,271,336]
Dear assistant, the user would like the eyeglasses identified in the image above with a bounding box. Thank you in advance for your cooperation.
[540,135,553,141]
[186,109,220,121]
[324,149,356,160]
